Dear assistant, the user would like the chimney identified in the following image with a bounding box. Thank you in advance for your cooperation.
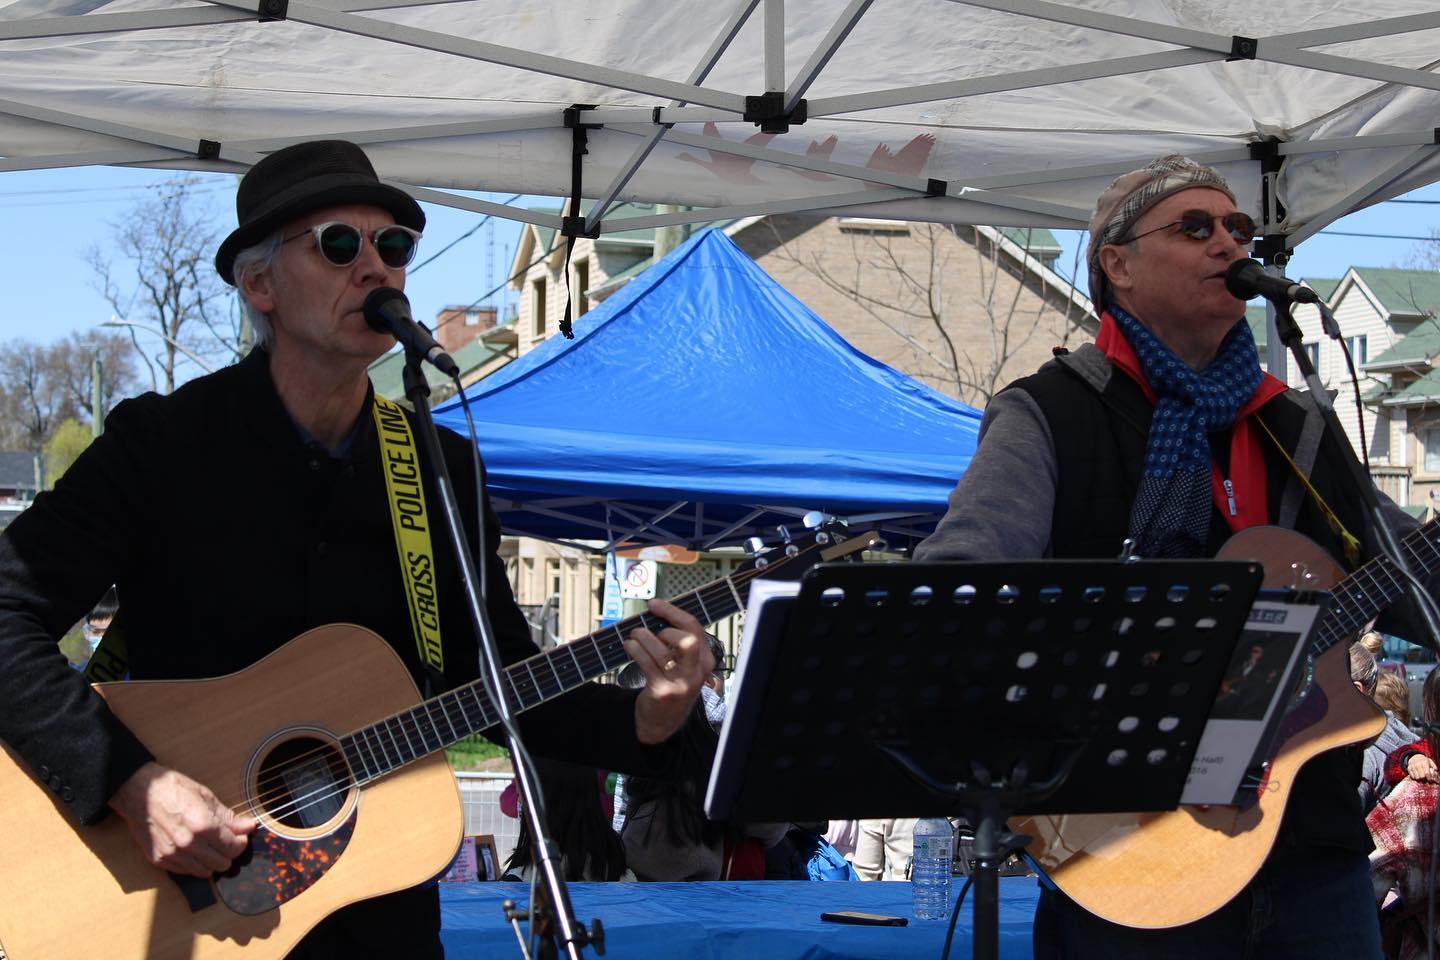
[433,305,499,354]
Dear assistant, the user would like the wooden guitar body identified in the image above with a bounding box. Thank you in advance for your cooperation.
[0,624,460,960]
[1012,526,1385,928]
[0,525,877,959]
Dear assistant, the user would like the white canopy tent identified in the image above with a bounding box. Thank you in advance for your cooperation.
[3,0,1440,258]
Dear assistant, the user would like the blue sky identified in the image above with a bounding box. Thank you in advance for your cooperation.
[2,166,532,382]
[5,164,1440,378]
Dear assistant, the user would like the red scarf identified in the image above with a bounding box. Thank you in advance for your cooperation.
[1096,312,1287,533]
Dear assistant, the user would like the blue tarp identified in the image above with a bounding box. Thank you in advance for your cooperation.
[431,228,980,549]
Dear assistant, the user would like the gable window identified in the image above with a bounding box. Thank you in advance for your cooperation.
[574,260,590,318]
[532,279,547,337]
[1345,335,1367,366]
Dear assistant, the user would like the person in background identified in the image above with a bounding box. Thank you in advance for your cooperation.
[823,819,859,862]
[501,757,633,883]
[1369,668,1440,959]
[612,634,727,834]
[1360,630,1385,659]
[1375,671,1414,728]
[80,586,118,655]
[1352,642,1418,813]
[852,818,918,881]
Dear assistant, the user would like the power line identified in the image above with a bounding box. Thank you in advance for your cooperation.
[408,193,522,275]
[1317,229,1438,241]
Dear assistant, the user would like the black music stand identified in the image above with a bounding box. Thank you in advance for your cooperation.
[707,559,1264,960]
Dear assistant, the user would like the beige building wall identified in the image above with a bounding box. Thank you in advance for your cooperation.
[732,216,1094,406]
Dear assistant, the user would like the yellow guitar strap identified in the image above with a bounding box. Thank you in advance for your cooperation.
[372,395,446,678]
[1256,416,1362,567]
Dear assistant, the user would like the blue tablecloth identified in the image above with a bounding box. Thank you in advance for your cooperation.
[440,878,1041,959]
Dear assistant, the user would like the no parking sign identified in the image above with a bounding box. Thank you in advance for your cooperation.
[619,559,657,599]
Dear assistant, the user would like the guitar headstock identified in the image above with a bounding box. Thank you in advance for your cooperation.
[738,515,884,583]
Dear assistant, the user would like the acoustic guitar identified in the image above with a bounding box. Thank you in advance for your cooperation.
[1013,522,1418,928]
[0,524,879,960]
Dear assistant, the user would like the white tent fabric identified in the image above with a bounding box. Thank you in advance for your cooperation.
[3,0,1440,246]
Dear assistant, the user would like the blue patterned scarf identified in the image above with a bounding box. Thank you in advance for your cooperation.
[1113,306,1261,558]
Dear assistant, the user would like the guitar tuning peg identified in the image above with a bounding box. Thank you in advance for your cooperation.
[775,525,792,544]
[802,511,830,530]
[743,536,766,556]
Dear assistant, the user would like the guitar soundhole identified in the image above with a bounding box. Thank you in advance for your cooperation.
[256,736,350,830]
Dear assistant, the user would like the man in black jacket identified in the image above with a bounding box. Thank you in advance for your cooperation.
[916,155,1399,957]
[0,140,711,958]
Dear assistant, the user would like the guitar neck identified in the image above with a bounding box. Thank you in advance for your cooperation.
[1314,517,1440,656]
[337,530,873,784]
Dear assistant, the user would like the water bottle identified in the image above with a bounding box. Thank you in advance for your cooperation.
[911,817,953,920]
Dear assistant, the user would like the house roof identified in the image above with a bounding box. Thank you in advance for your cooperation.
[1380,367,1440,406]
[367,337,512,401]
[0,451,33,489]
[1245,305,1268,349]
[1348,268,1440,319]
[996,227,1061,256]
[1367,316,1440,369]
[1305,277,1342,302]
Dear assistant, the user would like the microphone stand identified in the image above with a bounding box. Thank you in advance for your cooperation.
[1267,296,1440,654]
[399,353,599,960]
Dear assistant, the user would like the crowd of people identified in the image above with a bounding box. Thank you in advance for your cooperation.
[8,139,1440,959]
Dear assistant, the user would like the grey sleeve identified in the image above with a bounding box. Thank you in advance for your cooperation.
[913,388,1058,563]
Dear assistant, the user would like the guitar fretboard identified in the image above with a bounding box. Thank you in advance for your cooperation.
[335,533,858,783]
[1311,517,1440,656]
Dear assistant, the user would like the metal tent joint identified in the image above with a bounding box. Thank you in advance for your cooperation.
[743,91,806,134]
[1253,235,1291,267]
[257,0,287,23]
[1228,35,1257,61]
[197,139,221,159]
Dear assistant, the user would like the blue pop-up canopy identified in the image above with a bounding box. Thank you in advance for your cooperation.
[432,229,980,551]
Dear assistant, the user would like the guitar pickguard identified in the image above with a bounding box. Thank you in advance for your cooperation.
[214,812,356,916]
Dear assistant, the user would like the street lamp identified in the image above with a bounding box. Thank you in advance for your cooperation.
[101,316,218,374]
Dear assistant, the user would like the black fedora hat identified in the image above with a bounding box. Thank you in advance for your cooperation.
[215,140,425,285]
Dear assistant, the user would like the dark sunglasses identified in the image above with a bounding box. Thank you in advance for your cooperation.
[1124,210,1256,245]
[282,221,421,269]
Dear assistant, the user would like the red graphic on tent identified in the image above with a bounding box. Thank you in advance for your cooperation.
[675,123,935,184]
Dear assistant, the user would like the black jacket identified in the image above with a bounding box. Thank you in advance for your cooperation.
[0,348,671,951]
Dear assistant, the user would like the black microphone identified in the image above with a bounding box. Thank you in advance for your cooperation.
[363,287,460,377]
[1224,258,1319,305]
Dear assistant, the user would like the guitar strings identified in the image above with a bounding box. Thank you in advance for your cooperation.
[223,557,791,823]
[240,567,767,823]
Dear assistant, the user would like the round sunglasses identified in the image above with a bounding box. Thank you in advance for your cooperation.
[282,221,422,269]
[1123,210,1257,245]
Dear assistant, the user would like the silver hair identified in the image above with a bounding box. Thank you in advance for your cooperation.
[230,229,284,349]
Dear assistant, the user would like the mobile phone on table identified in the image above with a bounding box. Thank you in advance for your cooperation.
[819,911,908,926]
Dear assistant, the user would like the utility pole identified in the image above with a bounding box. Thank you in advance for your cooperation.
[91,354,104,438]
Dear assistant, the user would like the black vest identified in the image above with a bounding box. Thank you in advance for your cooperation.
[1011,351,1375,856]
[1013,353,1371,574]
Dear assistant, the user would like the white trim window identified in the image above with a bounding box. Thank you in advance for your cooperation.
[1423,427,1440,474]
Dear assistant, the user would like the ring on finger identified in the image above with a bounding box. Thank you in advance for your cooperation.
[662,658,679,672]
